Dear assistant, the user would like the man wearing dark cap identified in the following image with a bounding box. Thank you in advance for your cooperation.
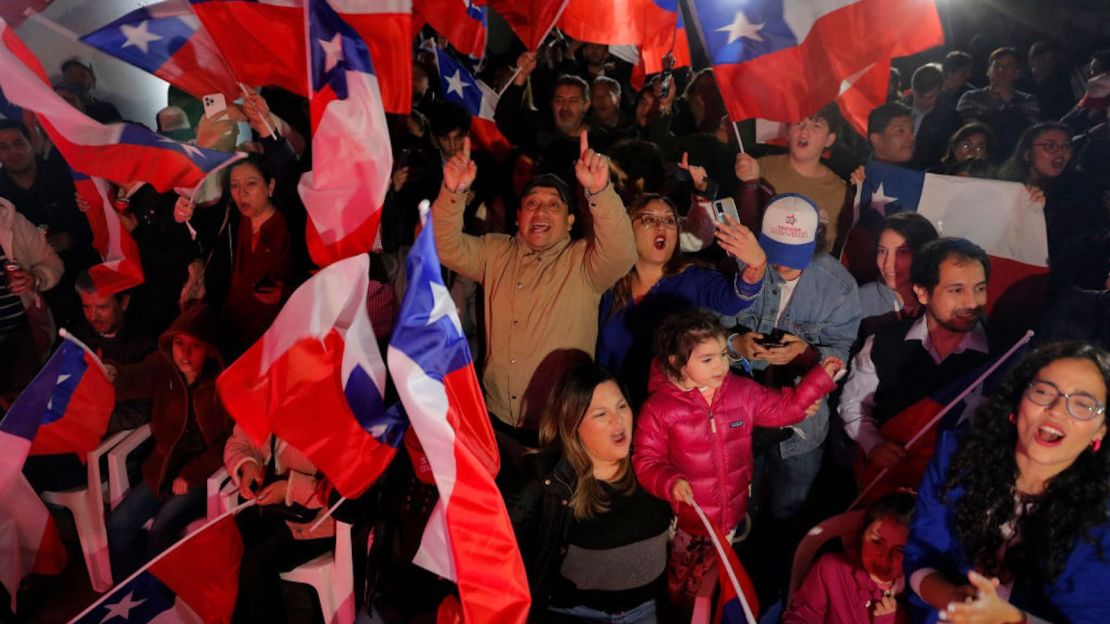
[60,57,121,123]
[433,133,636,442]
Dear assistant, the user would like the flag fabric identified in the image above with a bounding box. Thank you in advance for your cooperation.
[685,0,943,123]
[0,336,114,458]
[217,253,405,498]
[297,0,393,268]
[416,0,486,59]
[79,0,240,101]
[834,60,890,137]
[388,215,530,623]
[855,161,1049,318]
[486,0,569,50]
[0,476,68,612]
[69,512,243,624]
[433,47,511,158]
[689,501,759,624]
[560,0,678,48]
[0,19,242,192]
[188,0,306,96]
[72,173,145,296]
[331,0,414,115]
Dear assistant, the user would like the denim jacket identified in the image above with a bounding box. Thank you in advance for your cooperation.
[721,254,861,457]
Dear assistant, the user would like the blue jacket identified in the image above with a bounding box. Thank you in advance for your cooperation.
[722,254,861,457]
[905,431,1110,623]
[597,266,761,404]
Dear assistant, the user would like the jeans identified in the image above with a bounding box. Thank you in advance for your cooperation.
[548,599,657,623]
[107,480,205,578]
[752,445,824,521]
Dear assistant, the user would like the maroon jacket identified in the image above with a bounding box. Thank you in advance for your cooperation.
[633,363,835,534]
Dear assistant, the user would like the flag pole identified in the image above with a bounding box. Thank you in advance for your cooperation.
[731,120,746,154]
[849,329,1035,510]
[238,82,278,139]
[691,500,757,624]
[22,9,81,40]
[58,327,109,376]
[309,495,347,532]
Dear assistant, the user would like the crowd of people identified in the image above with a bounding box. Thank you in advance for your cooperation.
[2,22,1110,624]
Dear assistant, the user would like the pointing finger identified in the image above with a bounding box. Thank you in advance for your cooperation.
[462,135,471,162]
[580,129,588,157]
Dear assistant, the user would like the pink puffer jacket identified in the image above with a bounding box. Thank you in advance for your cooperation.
[633,364,835,535]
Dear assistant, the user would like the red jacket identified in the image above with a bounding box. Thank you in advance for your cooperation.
[633,364,835,534]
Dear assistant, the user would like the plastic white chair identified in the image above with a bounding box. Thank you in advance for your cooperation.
[786,509,866,603]
[41,428,133,592]
[281,521,355,624]
[690,560,719,624]
[206,466,237,520]
[106,424,151,510]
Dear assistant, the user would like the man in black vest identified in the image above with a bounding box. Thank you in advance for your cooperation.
[839,238,992,470]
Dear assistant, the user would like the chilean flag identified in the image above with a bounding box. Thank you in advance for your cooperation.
[416,0,486,59]
[686,0,943,123]
[433,47,511,159]
[560,0,678,48]
[486,0,569,50]
[69,513,243,624]
[690,502,760,624]
[188,0,306,96]
[835,60,891,137]
[331,0,414,115]
[217,254,405,497]
[0,19,242,192]
[72,173,145,296]
[297,0,393,268]
[1,335,115,458]
[80,0,240,101]
[388,214,530,623]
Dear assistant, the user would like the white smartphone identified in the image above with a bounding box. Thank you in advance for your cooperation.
[202,93,227,120]
[712,197,741,224]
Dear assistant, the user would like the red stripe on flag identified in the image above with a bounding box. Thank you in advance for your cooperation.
[31,351,114,456]
[190,2,307,96]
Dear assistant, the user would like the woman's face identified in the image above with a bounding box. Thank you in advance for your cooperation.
[678,336,729,390]
[859,517,908,584]
[1015,357,1107,478]
[576,380,633,467]
[876,229,914,292]
[1027,128,1072,181]
[631,200,678,267]
[229,163,275,219]
[953,132,989,162]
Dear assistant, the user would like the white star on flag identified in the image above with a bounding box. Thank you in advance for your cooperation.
[717,11,765,45]
[869,182,899,213]
[838,63,877,96]
[319,33,344,74]
[427,281,463,336]
[157,136,205,159]
[45,373,71,410]
[444,69,470,99]
[119,20,164,55]
[98,590,146,623]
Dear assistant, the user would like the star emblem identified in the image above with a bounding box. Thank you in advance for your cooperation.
[119,20,163,54]
[158,136,205,160]
[444,69,470,99]
[45,373,71,411]
[427,281,463,336]
[869,182,899,213]
[318,33,344,74]
[99,590,146,622]
[838,63,876,97]
[717,11,765,45]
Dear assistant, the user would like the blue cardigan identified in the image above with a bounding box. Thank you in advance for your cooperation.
[597,266,760,404]
[905,431,1110,623]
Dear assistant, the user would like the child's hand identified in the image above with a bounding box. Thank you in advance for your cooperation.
[671,479,694,506]
[820,356,844,380]
[871,594,897,618]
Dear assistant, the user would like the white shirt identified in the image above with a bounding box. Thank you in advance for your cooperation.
[773,275,801,326]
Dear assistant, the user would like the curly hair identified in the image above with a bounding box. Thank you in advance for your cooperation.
[942,342,1110,583]
[653,308,726,382]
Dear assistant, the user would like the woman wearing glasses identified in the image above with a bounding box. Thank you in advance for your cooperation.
[905,342,1110,623]
[937,122,998,170]
[597,193,766,405]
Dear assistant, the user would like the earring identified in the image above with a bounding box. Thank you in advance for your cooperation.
[1093,438,1103,453]
[1008,412,1015,423]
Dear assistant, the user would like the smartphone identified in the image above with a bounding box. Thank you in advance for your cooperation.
[202,93,228,120]
[712,197,741,225]
[756,328,786,349]
[252,275,276,292]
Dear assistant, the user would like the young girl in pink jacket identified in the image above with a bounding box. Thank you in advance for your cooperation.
[632,309,842,608]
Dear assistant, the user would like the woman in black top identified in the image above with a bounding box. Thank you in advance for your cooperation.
[504,363,672,623]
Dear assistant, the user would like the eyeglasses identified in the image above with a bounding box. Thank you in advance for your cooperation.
[956,141,987,154]
[636,214,678,229]
[1032,141,1073,154]
[1024,380,1106,421]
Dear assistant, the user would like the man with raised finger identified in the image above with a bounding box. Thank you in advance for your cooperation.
[433,133,636,444]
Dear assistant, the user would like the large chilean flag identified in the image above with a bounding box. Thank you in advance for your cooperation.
[329,0,413,115]
[388,214,530,623]
[0,19,241,192]
[72,173,145,296]
[188,0,306,95]
[686,0,943,123]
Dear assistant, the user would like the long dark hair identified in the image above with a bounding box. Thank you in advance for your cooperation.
[942,342,1110,583]
[998,122,1071,184]
[538,364,636,519]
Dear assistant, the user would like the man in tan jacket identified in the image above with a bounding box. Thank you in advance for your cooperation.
[433,133,636,441]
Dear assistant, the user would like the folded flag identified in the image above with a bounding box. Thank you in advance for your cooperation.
[297,0,393,268]
[487,0,570,50]
[416,0,487,59]
[689,501,759,624]
[80,0,240,101]
[433,47,511,158]
[388,213,529,623]
[685,0,943,123]
[0,477,67,613]
[218,253,404,497]
[0,19,241,192]
[69,512,243,624]
[72,172,145,296]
